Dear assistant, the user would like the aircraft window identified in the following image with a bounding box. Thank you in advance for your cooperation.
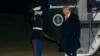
[87,0,100,12]
[50,0,77,6]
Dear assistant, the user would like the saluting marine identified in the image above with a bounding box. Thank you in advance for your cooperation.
[29,0,50,56]
[31,7,43,56]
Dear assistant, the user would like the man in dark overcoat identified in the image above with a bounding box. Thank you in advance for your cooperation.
[59,6,81,56]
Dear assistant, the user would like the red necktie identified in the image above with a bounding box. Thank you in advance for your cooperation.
[65,16,68,21]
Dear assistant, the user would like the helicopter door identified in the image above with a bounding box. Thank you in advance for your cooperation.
[78,0,88,21]
[77,0,100,54]
[78,0,90,53]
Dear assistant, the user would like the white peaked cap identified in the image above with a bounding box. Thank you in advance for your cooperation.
[33,6,41,11]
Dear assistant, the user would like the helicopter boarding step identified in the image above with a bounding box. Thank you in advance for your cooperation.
[65,28,100,56]
[78,28,99,54]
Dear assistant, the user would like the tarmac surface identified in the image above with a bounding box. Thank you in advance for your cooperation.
[0,39,100,56]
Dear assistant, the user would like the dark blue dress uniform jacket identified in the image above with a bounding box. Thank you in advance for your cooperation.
[31,15,43,40]
[59,12,81,53]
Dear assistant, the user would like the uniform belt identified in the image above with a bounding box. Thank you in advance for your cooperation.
[33,27,43,30]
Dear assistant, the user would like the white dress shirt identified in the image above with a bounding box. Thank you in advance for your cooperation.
[65,12,71,21]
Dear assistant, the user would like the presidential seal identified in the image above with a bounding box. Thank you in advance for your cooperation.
[53,14,63,26]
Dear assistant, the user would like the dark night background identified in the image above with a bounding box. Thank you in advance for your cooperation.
[0,0,33,14]
[0,0,33,41]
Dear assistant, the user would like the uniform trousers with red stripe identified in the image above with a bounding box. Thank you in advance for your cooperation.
[31,30,43,56]
[32,39,43,56]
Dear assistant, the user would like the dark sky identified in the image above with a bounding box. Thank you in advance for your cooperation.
[0,0,33,40]
[0,0,33,15]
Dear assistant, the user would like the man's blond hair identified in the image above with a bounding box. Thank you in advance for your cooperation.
[62,6,71,11]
